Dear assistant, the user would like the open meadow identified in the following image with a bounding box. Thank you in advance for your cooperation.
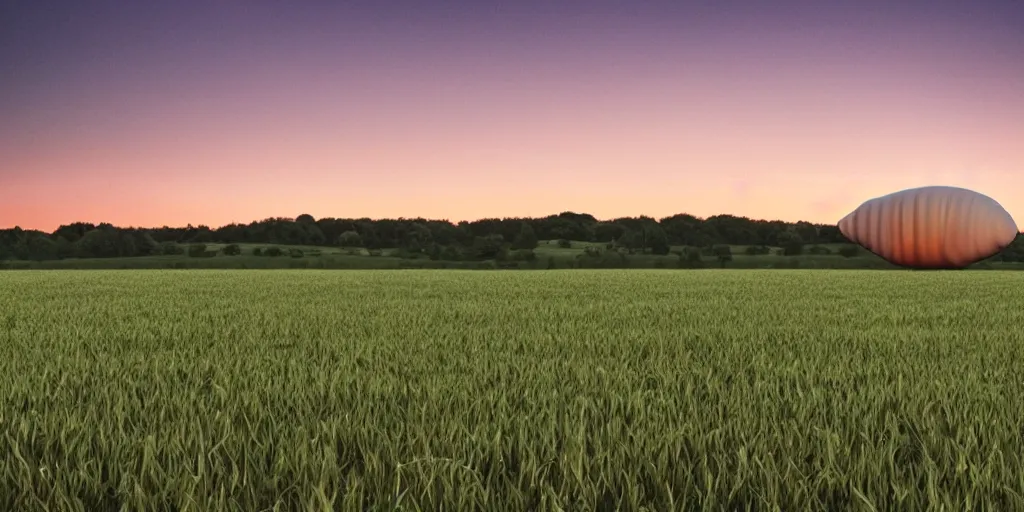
[2,269,1023,510]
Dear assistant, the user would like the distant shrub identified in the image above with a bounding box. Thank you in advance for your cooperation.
[222,244,241,256]
[187,244,208,257]
[744,245,771,256]
[782,243,804,256]
[678,247,704,268]
[575,249,630,269]
[557,239,572,249]
[838,245,861,258]
[161,242,184,255]
[252,248,263,256]
[712,245,733,267]
[289,248,304,258]
[265,247,283,257]
[807,245,832,255]
[511,249,537,262]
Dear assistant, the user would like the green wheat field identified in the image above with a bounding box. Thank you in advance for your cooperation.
[1,269,1023,511]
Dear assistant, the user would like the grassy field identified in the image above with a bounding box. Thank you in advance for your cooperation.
[2,270,1023,510]
[4,239,1024,271]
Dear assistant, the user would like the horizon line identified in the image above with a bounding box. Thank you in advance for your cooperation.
[4,210,850,233]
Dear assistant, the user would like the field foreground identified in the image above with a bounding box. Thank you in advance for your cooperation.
[1,270,1023,510]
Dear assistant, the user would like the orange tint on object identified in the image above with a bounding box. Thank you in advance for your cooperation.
[837,186,1018,269]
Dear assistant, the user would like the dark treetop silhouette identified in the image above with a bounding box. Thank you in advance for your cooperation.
[2,211,1023,263]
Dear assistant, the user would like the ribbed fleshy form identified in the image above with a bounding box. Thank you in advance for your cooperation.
[838,186,1018,269]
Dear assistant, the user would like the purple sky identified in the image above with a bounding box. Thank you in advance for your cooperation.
[2,0,1022,230]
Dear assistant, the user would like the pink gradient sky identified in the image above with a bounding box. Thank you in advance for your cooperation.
[1,1,1022,231]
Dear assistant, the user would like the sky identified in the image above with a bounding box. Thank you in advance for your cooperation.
[1,0,1022,231]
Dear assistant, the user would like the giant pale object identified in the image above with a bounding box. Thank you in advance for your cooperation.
[838,186,1018,269]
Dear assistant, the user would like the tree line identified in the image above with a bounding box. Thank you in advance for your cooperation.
[2,211,1023,262]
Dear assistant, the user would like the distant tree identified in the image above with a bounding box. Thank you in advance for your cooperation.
[512,248,537,262]
[301,223,326,245]
[17,233,58,261]
[437,245,460,261]
[52,223,96,244]
[817,225,847,244]
[252,248,263,256]
[356,222,382,250]
[160,241,184,255]
[997,235,1024,262]
[187,227,213,244]
[679,247,704,268]
[472,234,506,260]
[643,224,671,255]
[54,236,74,259]
[401,223,433,253]
[712,245,733,267]
[616,228,641,253]
[427,243,442,261]
[129,231,159,256]
[296,213,316,224]
[592,222,625,243]
[794,221,818,244]
[265,247,283,257]
[546,213,593,242]
[512,222,538,250]
[338,230,363,248]
[76,227,125,258]
[660,214,702,246]
[777,230,804,256]
[557,238,572,249]
[427,222,463,246]
[222,244,241,256]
